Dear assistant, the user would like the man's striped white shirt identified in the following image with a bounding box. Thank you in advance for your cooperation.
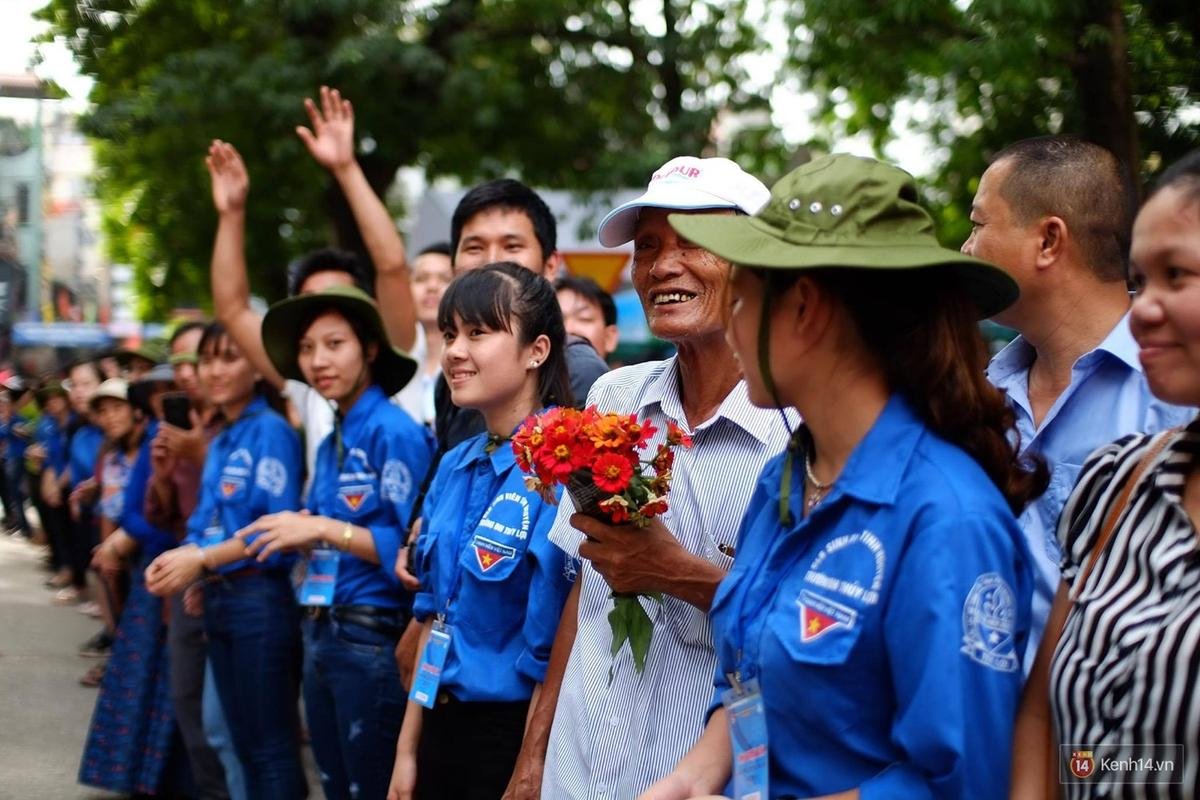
[542,357,794,799]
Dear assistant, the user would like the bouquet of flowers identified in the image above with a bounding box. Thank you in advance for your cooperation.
[512,406,692,674]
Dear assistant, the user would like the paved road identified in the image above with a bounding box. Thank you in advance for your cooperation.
[0,534,120,800]
[0,535,328,799]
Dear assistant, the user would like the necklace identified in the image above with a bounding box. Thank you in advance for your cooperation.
[804,452,833,514]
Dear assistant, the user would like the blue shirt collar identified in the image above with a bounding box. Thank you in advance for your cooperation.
[767,393,924,511]
[229,394,270,425]
[641,356,777,445]
[452,428,519,476]
[987,311,1140,385]
[338,384,388,432]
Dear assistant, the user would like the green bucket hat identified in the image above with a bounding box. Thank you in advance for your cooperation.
[261,285,418,397]
[668,154,1018,319]
[35,380,68,406]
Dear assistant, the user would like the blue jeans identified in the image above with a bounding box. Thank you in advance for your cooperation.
[302,614,407,800]
[204,572,306,800]
[202,660,245,800]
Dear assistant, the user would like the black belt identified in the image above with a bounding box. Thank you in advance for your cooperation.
[307,604,408,638]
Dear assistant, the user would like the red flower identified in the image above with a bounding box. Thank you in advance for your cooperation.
[625,415,659,449]
[666,420,693,448]
[536,441,580,482]
[598,495,631,524]
[592,452,635,493]
[638,496,669,517]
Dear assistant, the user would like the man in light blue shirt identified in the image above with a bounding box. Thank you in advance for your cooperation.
[963,136,1194,669]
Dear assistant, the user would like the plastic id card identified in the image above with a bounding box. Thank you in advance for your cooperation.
[410,621,453,709]
[298,549,339,607]
[722,678,770,800]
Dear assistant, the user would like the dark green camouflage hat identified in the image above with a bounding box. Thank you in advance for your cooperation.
[669,154,1018,318]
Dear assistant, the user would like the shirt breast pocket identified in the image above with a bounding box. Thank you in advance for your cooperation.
[459,531,524,583]
[776,588,866,667]
[335,481,380,521]
[1042,462,1083,562]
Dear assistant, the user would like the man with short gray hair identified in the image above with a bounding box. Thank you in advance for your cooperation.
[502,157,793,800]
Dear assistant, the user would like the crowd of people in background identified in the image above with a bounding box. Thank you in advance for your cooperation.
[4,83,1200,800]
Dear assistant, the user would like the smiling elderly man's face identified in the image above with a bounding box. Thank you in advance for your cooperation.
[631,208,734,344]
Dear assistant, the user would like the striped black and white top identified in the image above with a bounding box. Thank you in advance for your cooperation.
[1052,419,1200,799]
[542,357,795,800]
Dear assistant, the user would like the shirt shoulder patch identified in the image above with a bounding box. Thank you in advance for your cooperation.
[960,572,1018,673]
[381,459,413,505]
[255,456,289,498]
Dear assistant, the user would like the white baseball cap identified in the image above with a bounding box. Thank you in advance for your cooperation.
[596,156,770,247]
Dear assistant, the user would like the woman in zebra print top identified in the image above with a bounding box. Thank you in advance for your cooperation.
[1014,150,1200,798]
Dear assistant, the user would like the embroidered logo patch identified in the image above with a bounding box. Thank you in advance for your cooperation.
[220,478,244,498]
[803,530,886,606]
[960,572,1018,672]
[255,457,288,498]
[473,535,516,572]
[338,484,375,513]
[381,460,413,505]
[478,492,531,541]
[797,589,857,643]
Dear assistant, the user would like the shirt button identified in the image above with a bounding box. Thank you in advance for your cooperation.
[609,716,621,727]
[597,785,607,795]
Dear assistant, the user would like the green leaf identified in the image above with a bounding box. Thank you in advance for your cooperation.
[607,593,657,679]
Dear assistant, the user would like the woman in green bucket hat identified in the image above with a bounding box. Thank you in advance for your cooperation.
[643,155,1047,800]
[237,285,435,800]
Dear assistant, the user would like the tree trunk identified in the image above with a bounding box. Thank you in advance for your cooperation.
[1072,0,1140,193]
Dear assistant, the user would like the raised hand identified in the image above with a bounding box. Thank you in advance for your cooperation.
[205,139,249,215]
[296,85,357,172]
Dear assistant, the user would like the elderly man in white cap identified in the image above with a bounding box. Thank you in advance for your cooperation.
[502,157,795,800]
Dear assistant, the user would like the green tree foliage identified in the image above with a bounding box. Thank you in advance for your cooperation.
[786,0,1200,244]
[36,0,778,317]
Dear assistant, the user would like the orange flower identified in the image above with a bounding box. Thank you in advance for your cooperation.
[588,413,632,451]
[592,452,634,493]
[651,443,674,473]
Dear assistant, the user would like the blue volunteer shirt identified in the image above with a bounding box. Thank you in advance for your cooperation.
[710,395,1032,800]
[4,416,29,461]
[306,385,434,609]
[184,396,301,573]
[67,423,104,488]
[413,429,574,702]
[986,312,1193,670]
[36,414,69,474]
[121,421,178,558]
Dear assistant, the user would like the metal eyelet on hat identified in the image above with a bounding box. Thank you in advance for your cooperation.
[830,204,844,216]
[809,201,823,214]
[787,198,802,211]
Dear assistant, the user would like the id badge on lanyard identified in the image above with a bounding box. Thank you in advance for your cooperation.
[298,548,339,607]
[409,618,453,709]
[722,677,770,800]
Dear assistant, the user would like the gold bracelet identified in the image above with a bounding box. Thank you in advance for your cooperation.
[340,523,354,552]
